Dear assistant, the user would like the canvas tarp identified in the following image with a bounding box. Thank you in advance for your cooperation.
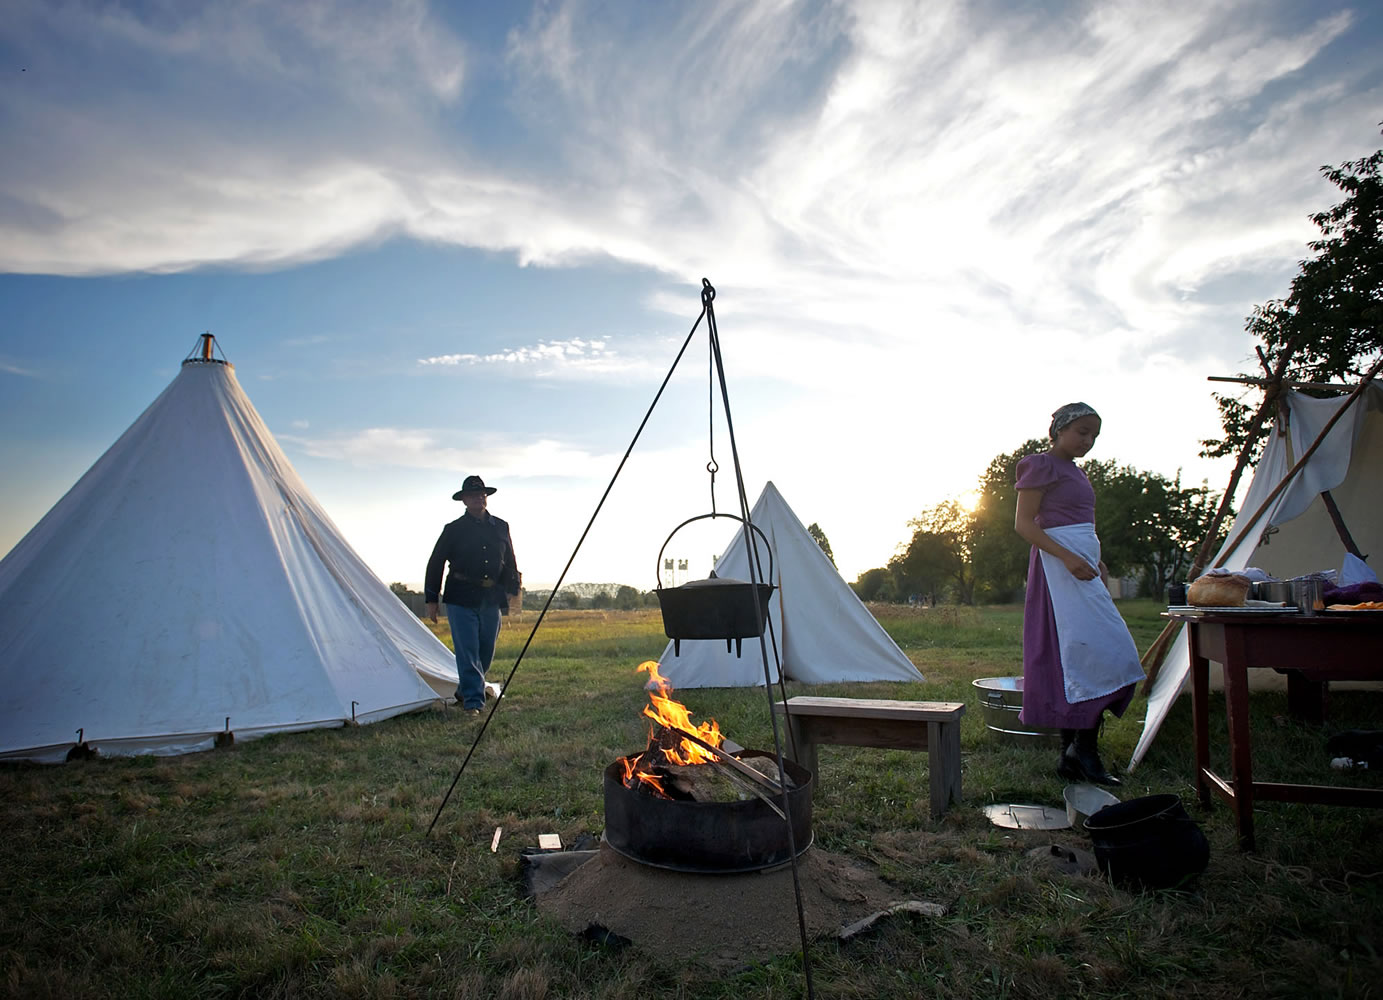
[654,482,923,688]
[1130,383,1383,769]
[0,356,457,762]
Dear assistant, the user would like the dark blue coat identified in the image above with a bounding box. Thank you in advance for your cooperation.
[424,512,521,612]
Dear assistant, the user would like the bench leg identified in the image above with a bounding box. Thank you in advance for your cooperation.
[928,720,962,819]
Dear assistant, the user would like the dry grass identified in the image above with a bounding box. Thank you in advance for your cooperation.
[0,603,1380,998]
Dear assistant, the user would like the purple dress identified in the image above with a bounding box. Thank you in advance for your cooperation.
[1016,452,1135,728]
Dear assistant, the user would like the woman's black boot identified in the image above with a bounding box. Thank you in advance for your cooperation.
[1065,727,1121,786]
[1056,729,1082,781]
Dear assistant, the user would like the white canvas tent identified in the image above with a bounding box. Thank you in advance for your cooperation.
[654,482,924,688]
[0,345,457,763]
[1131,382,1383,769]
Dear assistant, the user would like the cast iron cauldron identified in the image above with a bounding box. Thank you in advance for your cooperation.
[655,514,775,656]
[1083,793,1209,890]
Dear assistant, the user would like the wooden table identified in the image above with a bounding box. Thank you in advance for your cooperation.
[773,696,965,819]
[1168,610,1383,851]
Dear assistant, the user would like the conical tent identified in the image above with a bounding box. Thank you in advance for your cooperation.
[0,346,457,763]
[1131,383,1383,769]
[654,482,923,688]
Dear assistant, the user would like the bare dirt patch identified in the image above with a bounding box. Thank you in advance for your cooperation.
[534,844,911,972]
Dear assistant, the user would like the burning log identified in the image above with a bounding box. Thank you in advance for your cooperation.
[621,722,796,818]
[617,660,794,816]
[739,754,789,787]
[664,724,786,795]
[663,763,739,802]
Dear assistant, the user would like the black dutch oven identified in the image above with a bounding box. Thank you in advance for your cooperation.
[655,514,775,656]
[1083,793,1209,890]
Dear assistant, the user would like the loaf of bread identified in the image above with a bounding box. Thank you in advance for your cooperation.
[1187,573,1251,607]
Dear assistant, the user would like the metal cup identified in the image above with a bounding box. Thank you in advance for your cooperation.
[1253,581,1293,604]
[1166,583,1187,606]
[1292,578,1324,616]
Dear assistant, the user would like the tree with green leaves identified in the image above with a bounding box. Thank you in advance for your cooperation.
[1081,459,1224,594]
[895,501,975,604]
[967,439,1049,601]
[887,444,1226,604]
[806,522,836,567]
[851,566,897,602]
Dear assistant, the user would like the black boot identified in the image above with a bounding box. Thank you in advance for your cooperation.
[1056,729,1082,781]
[1064,727,1121,786]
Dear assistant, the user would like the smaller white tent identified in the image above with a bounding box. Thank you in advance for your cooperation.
[1131,382,1383,769]
[0,343,458,763]
[655,482,924,689]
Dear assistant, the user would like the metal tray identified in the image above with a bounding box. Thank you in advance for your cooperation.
[1166,605,1298,615]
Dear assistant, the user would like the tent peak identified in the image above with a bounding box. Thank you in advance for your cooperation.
[182,332,232,369]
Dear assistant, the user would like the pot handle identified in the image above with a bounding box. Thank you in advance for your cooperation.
[656,514,773,590]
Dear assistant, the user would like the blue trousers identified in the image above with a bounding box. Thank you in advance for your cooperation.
[445,603,501,709]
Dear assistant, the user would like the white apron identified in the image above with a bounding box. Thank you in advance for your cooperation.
[1038,523,1144,704]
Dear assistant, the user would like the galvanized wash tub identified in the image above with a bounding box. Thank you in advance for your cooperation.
[972,677,1061,744]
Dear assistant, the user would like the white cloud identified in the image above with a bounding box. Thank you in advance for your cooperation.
[3,0,1381,582]
[3,0,1373,356]
[419,337,608,366]
[282,426,629,479]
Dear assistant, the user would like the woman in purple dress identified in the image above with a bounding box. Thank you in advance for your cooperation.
[1014,403,1143,786]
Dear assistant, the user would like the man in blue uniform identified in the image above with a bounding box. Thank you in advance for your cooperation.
[424,476,521,713]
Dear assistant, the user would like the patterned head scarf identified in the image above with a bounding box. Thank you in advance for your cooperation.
[1049,402,1099,441]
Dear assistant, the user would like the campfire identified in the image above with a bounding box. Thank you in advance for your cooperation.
[601,660,812,872]
[617,661,792,806]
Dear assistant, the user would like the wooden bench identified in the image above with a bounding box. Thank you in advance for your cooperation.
[773,696,965,819]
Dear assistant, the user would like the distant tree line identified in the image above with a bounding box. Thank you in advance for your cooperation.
[386,521,846,616]
[850,441,1228,606]
[388,581,662,614]
[523,585,661,611]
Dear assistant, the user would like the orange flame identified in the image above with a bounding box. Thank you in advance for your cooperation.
[635,771,667,795]
[637,660,723,765]
[618,661,728,797]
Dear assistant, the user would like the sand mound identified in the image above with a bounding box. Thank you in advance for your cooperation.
[534,844,907,971]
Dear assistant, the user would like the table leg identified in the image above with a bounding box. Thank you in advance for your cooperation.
[1190,630,1211,809]
[1222,628,1256,851]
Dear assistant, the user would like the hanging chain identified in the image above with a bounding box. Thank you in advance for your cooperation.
[705,280,719,515]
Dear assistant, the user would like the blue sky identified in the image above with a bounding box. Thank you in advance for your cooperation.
[2,0,1381,590]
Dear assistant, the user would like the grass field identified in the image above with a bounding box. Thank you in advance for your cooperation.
[2,601,1381,999]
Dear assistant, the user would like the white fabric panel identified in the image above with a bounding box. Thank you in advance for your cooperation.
[1131,384,1382,770]
[0,360,458,761]
[656,482,923,689]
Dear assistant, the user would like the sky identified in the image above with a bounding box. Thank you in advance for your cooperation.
[2,0,1381,592]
